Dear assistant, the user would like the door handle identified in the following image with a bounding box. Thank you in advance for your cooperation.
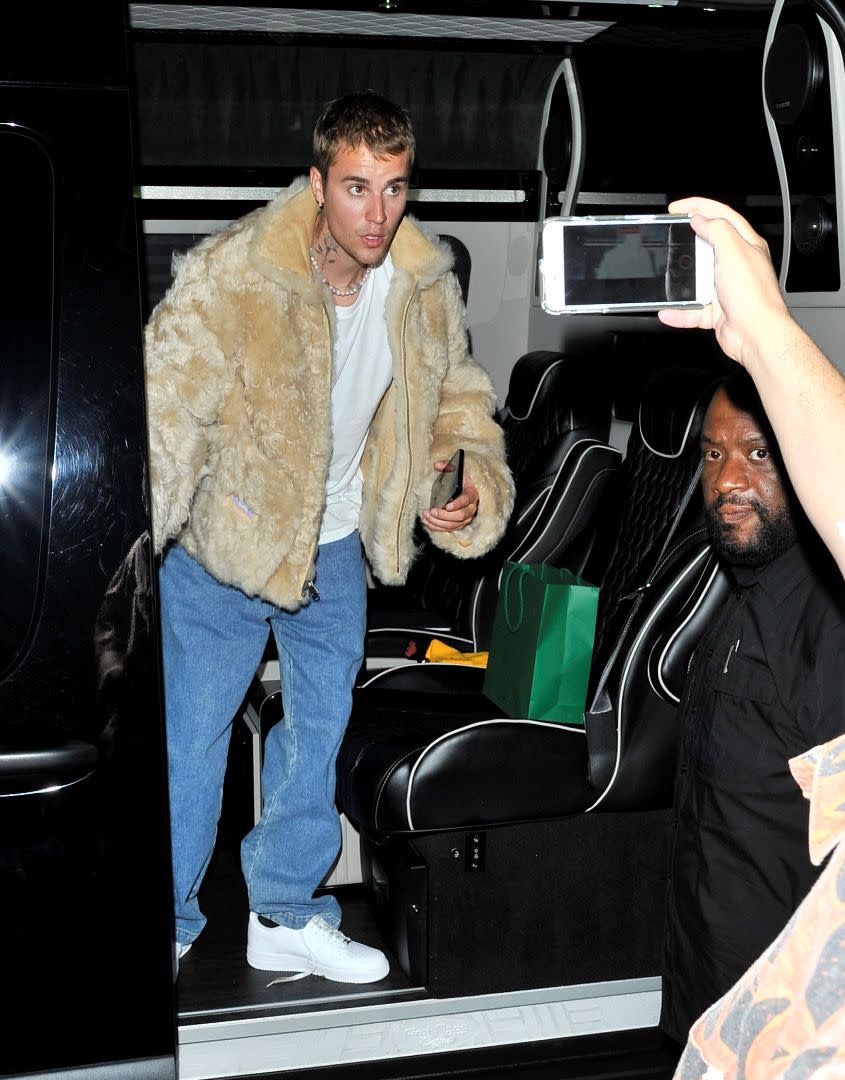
[0,737,97,796]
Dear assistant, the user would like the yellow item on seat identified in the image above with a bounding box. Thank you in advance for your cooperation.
[424,639,489,667]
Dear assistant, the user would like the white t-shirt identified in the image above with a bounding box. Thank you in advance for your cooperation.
[319,255,394,544]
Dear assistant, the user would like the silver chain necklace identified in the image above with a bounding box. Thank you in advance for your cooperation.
[309,248,371,297]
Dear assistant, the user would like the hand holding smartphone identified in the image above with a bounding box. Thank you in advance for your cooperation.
[539,213,715,315]
[430,449,464,509]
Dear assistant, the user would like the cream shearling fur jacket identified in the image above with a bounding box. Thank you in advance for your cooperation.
[144,179,514,609]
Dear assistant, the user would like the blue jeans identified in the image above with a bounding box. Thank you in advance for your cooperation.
[158,533,367,946]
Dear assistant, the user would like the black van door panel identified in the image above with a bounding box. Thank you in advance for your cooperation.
[0,7,177,1077]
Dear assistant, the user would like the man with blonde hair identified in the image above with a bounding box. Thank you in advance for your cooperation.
[145,90,514,981]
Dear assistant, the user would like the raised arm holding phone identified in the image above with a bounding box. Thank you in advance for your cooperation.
[659,197,845,1077]
[658,196,845,577]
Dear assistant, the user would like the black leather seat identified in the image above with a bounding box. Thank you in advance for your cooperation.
[337,359,729,834]
[363,350,622,674]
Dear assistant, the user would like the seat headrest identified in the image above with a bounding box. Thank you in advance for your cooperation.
[438,234,471,305]
[637,366,721,459]
[505,351,570,420]
[504,351,611,431]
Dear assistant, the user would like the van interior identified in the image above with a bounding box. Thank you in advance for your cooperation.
[3,1,845,1078]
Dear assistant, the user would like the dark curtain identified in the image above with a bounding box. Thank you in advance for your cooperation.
[132,40,562,171]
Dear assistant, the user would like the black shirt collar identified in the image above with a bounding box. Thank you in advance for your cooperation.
[730,540,813,606]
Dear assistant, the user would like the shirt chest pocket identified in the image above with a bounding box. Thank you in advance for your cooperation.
[703,653,780,782]
[715,653,776,706]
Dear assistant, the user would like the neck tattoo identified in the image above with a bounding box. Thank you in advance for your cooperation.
[309,248,371,297]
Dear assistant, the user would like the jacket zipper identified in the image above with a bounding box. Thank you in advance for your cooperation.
[301,304,333,602]
[394,286,417,575]
[301,579,320,601]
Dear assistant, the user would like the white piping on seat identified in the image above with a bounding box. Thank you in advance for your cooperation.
[496,441,620,593]
[506,358,569,422]
[515,489,548,529]
[637,399,699,460]
[655,558,720,704]
[469,442,620,649]
[511,444,623,568]
[405,717,585,830]
[366,628,470,641]
[585,547,709,813]
[366,442,613,672]
[358,643,473,689]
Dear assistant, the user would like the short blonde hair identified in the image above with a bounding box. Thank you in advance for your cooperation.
[312,91,415,179]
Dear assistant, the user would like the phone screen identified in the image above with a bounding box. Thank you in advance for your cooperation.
[561,220,697,306]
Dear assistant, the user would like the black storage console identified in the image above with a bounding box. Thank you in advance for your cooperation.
[364,810,672,998]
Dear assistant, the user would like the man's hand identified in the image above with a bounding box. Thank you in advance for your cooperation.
[657,197,794,371]
[422,460,479,533]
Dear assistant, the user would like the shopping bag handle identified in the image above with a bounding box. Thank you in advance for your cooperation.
[504,565,526,632]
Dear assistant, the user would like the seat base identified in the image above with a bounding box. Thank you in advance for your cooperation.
[363,808,672,999]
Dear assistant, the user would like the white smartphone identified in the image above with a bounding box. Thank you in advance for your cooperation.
[539,213,715,315]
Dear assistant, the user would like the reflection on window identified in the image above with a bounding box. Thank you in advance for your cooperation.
[0,126,54,678]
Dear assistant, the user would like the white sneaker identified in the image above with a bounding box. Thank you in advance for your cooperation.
[174,940,192,975]
[246,913,390,983]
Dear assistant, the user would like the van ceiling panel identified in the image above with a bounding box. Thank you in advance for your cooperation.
[129,4,613,41]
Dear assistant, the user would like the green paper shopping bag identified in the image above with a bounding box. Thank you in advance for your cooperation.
[483,561,599,724]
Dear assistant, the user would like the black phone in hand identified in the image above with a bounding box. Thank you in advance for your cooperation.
[430,449,464,509]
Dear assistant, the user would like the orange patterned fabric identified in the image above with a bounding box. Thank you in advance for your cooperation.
[674,732,845,1080]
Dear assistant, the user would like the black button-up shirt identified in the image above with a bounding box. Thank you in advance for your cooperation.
[661,537,845,1043]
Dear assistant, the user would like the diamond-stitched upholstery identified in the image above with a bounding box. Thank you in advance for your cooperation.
[589,423,705,664]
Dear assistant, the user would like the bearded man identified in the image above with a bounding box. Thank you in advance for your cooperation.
[659,370,845,1044]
